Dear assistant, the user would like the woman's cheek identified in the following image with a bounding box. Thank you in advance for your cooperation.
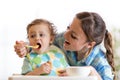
[73,43,81,51]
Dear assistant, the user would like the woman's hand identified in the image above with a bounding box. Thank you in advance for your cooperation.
[57,69,68,76]
[58,66,102,80]
[14,41,27,58]
[88,66,102,80]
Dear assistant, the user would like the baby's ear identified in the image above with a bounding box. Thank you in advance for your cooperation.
[87,41,96,48]
[50,36,55,44]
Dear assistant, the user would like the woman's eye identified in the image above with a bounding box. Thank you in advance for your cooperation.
[71,34,77,39]
[67,26,70,30]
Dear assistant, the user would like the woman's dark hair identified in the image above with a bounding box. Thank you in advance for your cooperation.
[76,12,115,79]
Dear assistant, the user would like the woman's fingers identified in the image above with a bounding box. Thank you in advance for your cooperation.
[58,69,67,76]
[14,41,27,58]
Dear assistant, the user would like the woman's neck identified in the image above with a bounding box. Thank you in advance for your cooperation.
[76,47,92,61]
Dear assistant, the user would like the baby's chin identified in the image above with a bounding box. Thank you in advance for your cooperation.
[35,48,49,54]
[33,49,42,54]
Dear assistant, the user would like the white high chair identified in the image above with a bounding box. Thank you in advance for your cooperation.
[8,75,97,80]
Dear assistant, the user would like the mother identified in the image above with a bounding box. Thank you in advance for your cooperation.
[14,12,115,80]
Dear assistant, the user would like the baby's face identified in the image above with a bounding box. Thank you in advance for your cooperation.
[28,24,52,53]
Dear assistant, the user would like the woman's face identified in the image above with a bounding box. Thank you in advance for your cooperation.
[63,17,88,51]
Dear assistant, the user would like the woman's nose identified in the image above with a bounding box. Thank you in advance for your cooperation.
[64,30,70,39]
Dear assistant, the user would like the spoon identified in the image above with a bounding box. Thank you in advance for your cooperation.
[26,45,39,49]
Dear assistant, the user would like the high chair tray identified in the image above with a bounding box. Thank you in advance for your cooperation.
[9,75,97,80]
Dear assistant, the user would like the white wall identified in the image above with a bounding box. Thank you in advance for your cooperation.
[0,0,120,80]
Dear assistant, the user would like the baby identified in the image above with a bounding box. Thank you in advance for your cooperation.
[16,19,69,76]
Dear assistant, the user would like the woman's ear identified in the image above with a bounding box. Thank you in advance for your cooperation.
[87,41,96,48]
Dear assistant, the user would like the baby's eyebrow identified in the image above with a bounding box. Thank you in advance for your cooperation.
[29,31,36,34]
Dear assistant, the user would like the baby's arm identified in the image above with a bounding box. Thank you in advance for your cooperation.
[25,62,52,75]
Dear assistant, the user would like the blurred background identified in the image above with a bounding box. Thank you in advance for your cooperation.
[0,0,120,80]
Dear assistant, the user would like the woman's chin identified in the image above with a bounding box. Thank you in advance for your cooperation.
[63,45,70,50]
[63,45,77,51]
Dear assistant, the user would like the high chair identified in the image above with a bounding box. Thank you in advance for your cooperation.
[8,75,97,80]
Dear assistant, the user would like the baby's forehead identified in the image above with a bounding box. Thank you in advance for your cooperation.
[28,26,50,34]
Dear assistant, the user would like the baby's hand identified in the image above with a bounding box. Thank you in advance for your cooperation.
[39,62,52,75]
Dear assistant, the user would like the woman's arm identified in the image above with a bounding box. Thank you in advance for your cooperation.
[53,32,65,49]
[89,66,102,80]
[91,55,114,80]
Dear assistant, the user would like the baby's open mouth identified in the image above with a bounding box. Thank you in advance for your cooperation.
[37,43,41,49]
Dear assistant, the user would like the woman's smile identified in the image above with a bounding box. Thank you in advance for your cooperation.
[64,40,70,46]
